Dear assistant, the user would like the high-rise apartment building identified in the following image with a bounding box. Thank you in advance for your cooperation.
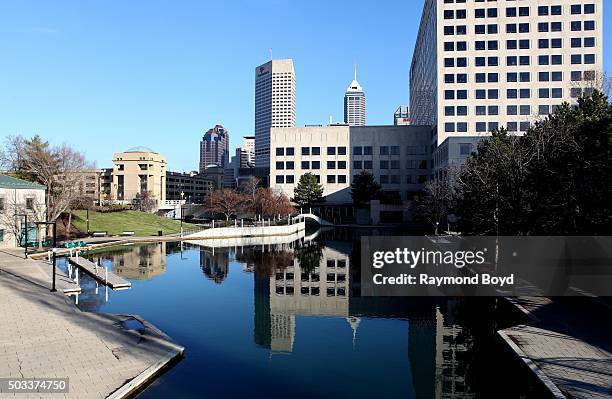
[344,66,366,126]
[199,125,230,172]
[254,59,296,169]
[410,0,603,150]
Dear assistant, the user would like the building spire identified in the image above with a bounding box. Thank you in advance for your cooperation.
[354,63,357,81]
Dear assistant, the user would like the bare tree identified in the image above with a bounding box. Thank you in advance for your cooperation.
[207,189,248,221]
[133,191,157,213]
[1,135,92,224]
[240,176,261,204]
[250,188,295,219]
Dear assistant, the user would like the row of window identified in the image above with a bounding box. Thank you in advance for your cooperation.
[276,160,347,170]
[446,37,596,51]
[443,54,596,68]
[445,103,571,117]
[275,146,347,156]
[445,121,532,133]
[445,71,570,84]
[444,4,594,19]
[444,20,596,36]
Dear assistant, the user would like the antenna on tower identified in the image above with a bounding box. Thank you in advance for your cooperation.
[269,48,273,60]
[354,62,357,80]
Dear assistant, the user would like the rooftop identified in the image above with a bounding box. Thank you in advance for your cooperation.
[0,174,46,190]
[124,146,157,154]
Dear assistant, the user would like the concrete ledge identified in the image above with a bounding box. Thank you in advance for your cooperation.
[184,221,306,240]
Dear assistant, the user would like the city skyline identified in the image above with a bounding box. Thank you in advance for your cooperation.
[0,0,610,173]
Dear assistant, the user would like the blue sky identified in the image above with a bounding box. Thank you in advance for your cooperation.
[0,0,610,172]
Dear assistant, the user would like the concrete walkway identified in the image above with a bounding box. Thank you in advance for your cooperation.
[0,250,184,399]
[500,296,612,399]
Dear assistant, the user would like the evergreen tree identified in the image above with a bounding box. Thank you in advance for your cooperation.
[292,173,324,207]
[350,170,381,207]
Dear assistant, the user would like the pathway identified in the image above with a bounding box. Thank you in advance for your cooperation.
[0,250,184,399]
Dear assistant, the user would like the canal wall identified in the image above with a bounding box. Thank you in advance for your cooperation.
[183,221,306,241]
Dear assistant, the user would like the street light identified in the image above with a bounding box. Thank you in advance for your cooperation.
[16,213,28,259]
[35,221,57,292]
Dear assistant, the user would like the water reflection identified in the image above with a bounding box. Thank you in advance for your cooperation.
[60,230,536,398]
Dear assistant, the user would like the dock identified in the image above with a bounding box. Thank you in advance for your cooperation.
[67,256,132,290]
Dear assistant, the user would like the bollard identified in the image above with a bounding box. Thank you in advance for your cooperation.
[105,266,108,285]
[212,220,215,228]
[235,219,237,228]
[241,219,244,228]
[95,282,98,295]
[47,250,51,261]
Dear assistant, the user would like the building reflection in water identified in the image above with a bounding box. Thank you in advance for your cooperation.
[199,247,231,284]
[92,242,167,280]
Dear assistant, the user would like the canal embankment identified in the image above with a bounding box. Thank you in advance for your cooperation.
[0,249,184,399]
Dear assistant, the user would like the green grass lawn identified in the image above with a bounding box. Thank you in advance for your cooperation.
[72,210,198,236]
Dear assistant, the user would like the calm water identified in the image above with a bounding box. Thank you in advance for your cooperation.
[57,229,543,399]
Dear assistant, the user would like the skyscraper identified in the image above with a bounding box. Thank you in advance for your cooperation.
[254,59,296,169]
[199,124,230,172]
[410,0,603,149]
[344,65,366,126]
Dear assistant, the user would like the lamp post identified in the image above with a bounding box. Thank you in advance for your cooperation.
[16,214,28,259]
[51,222,57,292]
[180,191,185,237]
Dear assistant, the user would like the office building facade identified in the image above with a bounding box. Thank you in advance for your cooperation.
[112,147,167,204]
[165,171,214,204]
[394,105,411,125]
[254,59,296,169]
[410,0,603,152]
[270,125,432,204]
[344,67,366,126]
[199,125,230,172]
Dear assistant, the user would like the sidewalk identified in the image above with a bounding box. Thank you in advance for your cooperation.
[0,250,184,399]
[500,296,612,399]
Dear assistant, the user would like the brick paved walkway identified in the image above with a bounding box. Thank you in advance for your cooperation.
[500,296,612,399]
[0,251,183,399]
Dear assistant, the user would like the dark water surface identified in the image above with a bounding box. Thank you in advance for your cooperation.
[58,229,544,399]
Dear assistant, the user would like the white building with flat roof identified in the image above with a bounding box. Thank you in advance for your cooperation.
[270,125,432,204]
[0,175,46,248]
[410,0,603,149]
[255,59,296,169]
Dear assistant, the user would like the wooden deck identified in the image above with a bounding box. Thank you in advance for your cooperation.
[67,256,131,290]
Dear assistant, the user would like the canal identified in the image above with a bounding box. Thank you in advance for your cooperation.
[57,229,546,398]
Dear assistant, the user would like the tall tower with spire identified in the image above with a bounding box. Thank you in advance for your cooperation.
[343,64,366,126]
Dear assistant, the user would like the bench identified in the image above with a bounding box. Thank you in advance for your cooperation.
[121,231,135,236]
[92,231,107,237]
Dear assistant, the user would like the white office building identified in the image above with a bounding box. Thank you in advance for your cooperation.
[344,66,366,126]
[255,59,296,169]
[270,125,432,204]
[410,0,603,153]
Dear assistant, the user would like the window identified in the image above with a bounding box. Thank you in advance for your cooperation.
[476,89,486,100]
[551,5,562,15]
[327,175,336,184]
[551,38,562,48]
[519,56,530,66]
[338,161,346,169]
[551,22,562,32]
[520,88,530,99]
[301,161,310,169]
[444,26,454,35]
[506,7,516,17]
[571,70,582,81]
[507,39,517,50]
[364,160,373,169]
[276,175,284,184]
[276,161,284,170]
[390,146,400,155]
[571,4,581,14]
[311,161,320,169]
[456,25,467,35]
[489,105,499,115]
[539,105,550,115]
[353,146,362,155]
[539,39,549,49]
[507,122,517,132]
[391,160,400,169]
[519,39,529,49]
[327,161,336,169]
[584,37,595,47]
[539,71,549,82]
[519,7,529,16]
[445,74,454,83]
[444,9,454,19]
[476,122,487,132]
[539,55,549,65]
[380,146,389,155]
[380,160,389,169]
[457,41,467,51]
[552,88,563,98]
[507,89,517,99]
[520,105,530,115]
[487,24,498,34]
[286,161,294,169]
[538,6,548,16]
[476,57,485,67]
[571,21,581,31]
[353,160,363,169]
[457,122,468,132]
[475,73,485,83]
[456,9,466,19]
[327,147,336,155]
[475,8,485,18]
[338,147,347,155]
[276,147,284,156]
[519,72,530,82]
[584,4,595,14]
[507,72,517,82]
[488,73,499,82]
[488,89,499,99]
[364,146,372,155]
[487,8,497,18]
[584,54,595,64]
[444,58,454,67]
[444,42,454,51]
[507,56,517,66]
[571,87,583,98]
[507,105,518,115]
[551,55,562,65]
[476,106,486,116]
[457,106,468,116]
[457,73,467,83]
[539,88,550,98]
[457,58,467,67]
[571,54,581,64]
[286,147,294,156]
[445,106,455,116]
[338,175,347,184]
[457,90,467,99]
[584,21,595,31]
[312,147,320,156]
[475,25,485,34]
[519,23,529,33]
[538,22,548,32]
[551,71,562,81]
[301,147,310,155]
[520,122,530,132]
[445,123,455,133]
[26,198,34,210]
[380,175,389,184]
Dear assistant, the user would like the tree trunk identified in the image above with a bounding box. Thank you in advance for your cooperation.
[67,210,72,240]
